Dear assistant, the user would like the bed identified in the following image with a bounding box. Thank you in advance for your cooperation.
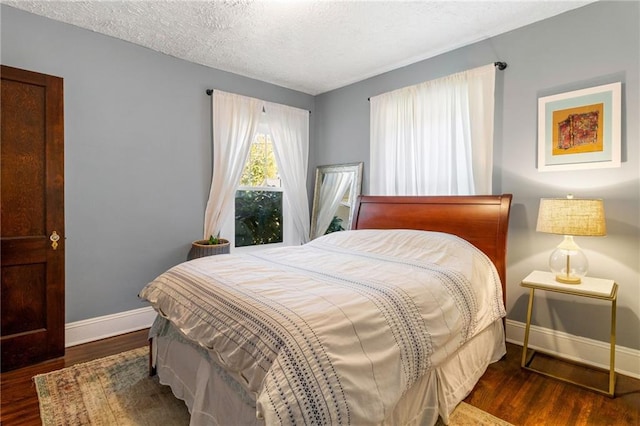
[139,194,512,425]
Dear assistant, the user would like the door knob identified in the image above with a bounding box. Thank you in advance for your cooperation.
[50,231,60,250]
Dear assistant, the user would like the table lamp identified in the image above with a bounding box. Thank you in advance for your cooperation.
[536,194,606,284]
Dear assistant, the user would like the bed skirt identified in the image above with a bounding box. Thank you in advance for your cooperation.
[150,319,505,426]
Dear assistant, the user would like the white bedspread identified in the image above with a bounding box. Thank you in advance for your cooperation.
[139,229,505,425]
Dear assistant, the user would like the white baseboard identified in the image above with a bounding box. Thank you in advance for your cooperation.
[65,306,156,347]
[506,319,640,379]
[65,308,639,380]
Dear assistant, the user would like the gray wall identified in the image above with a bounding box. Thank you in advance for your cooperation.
[1,5,315,322]
[313,1,639,350]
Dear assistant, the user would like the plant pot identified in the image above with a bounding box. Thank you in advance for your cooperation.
[187,238,230,260]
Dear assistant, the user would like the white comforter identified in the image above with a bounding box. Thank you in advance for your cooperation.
[139,229,505,425]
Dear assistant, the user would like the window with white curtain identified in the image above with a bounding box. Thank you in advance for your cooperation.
[204,90,310,252]
[369,64,496,196]
[234,130,284,248]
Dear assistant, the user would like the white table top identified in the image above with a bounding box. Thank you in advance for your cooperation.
[521,270,617,299]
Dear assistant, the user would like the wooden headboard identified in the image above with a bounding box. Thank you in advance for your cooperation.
[352,194,513,303]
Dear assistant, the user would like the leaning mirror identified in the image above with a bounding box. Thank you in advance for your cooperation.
[310,162,363,239]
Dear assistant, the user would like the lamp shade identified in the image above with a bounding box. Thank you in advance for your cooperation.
[536,198,606,237]
[536,195,606,284]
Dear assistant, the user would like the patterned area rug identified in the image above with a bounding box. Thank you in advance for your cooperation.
[34,347,190,425]
[35,347,512,425]
[439,402,513,426]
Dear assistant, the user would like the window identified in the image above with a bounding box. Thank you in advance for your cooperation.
[235,133,284,247]
[369,64,496,196]
[204,90,310,249]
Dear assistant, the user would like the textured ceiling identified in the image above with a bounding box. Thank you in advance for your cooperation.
[5,1,595,95]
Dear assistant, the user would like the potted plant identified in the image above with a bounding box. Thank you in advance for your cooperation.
[187,234,230,260]
[325,216,345,235]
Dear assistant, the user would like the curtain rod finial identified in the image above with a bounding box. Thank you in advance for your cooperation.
[494,61,507,70]
[206,89,213,96]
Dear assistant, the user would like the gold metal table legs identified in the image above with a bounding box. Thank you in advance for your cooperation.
[520,287,617,397]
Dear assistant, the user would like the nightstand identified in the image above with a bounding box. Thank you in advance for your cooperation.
[520,270,618,397]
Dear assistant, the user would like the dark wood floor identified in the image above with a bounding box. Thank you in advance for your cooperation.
[1,331,638,425]
[466,344,639,425]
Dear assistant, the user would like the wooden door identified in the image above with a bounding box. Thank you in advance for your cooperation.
[1,65,65,372]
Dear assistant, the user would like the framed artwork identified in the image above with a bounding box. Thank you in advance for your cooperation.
[537,82,621,171]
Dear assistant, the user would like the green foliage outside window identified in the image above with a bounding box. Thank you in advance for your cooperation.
[239,134,279,187]
[235,134,283,247]
[235,190,283,247]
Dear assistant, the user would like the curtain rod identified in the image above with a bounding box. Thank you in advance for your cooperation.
[366,62,508,101]
[205,89,311,114]
[206,62,507,100]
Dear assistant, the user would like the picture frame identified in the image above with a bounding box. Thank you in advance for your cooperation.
[537,82,621,171]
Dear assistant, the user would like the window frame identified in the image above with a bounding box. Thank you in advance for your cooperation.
[220,127,293,253]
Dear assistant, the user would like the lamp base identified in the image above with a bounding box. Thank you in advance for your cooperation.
[548,238,588,285]
[555,274,582,284]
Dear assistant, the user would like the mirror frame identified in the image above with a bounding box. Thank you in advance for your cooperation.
[309,162,364,239]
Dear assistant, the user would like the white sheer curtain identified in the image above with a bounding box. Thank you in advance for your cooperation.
[203,90,263,239]
[370,64,496,196]
[312,172,352,239]
[266,102,310,245]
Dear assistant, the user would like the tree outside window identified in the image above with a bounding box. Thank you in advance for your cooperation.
[235,134,283,247]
